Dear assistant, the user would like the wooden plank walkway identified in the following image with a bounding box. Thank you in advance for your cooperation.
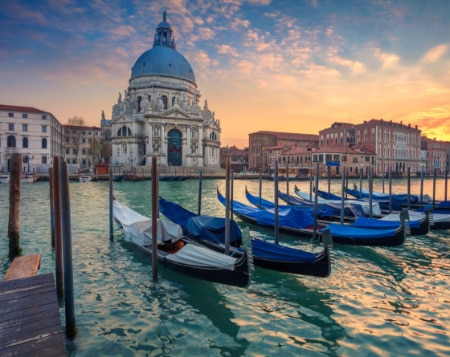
[3,254,41,281]
[0,273,66,356]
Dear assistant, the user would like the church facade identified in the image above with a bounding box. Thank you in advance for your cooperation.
[108,13,221,168]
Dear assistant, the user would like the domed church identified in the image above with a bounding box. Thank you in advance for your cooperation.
[109,12,221,168]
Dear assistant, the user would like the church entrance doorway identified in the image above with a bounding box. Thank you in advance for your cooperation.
[167,129,182,166]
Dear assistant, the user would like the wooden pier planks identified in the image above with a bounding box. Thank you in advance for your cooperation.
[3,254,41,281]
[0,274,66,356]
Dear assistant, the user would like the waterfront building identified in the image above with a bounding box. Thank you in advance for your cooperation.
[0,104,63,173]
[248,131,319,173]
[220,146,248,173]
[266,145,315,178]
[63,124,102,167]
[312,145,376,178]
[319,119,422,176]
[107,12,221,169]
[421,137,448,175]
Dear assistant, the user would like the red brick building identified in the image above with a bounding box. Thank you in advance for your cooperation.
[220,145,248,173]
[248,131,319,173]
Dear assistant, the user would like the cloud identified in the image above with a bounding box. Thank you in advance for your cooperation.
[217,44,239,57]
[423,44,448,62]
[193,26,216,41]
[109,25,136,39]
[374,48,400,68]
[248,0,271,5]
[327,55,367,74]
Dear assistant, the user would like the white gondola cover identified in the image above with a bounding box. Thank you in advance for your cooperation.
[113,200,183,245]
[166,244,236,271]
[113,200,236,270]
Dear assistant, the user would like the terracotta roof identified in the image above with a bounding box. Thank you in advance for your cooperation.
[63,124,101,131]
[0,104,49,114]
[315,145,376,155]
[361,119,421,131]
[283,146,316,155]
[249,131,319,141]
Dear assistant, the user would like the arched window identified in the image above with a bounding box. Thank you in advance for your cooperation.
[7,135,16,147]
[137,96,142,112]
[117,126,132,137]
[161,95,168,110]
[23,137,28,148]
[42,138,47,149]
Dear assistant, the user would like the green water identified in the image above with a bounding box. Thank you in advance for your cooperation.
[0,178,448,356]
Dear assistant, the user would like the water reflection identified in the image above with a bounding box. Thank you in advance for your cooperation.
[115,237,250,356]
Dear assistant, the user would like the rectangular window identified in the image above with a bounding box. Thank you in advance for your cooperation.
[8,112,14,117]
[22,113,28,118]
[8,123,14,131]
[42,115,47,120]
[42,125,47,133]
[42,156,47,164]
[23,124,28,132]
[66,148,70,154]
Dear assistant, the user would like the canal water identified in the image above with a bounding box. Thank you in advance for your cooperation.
[0,177,448,356]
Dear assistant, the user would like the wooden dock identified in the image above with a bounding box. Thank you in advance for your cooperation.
[0,274,66,356]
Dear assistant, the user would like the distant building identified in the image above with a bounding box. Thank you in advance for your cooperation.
[267,145,315,178]
[248,131,319,173]
[421,137,448,175]
[63,124,102,167]
[319,119,422,176]
[312,145,376,178]
[220,146,248,172]
[0,104,63,173]
[107,12,221,168]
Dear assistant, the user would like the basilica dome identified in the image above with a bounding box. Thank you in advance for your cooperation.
[130,13,196,85]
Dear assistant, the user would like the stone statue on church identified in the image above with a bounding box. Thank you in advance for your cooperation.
[141,97,148,113]
[157,95,164,111]
[181,93,188,111]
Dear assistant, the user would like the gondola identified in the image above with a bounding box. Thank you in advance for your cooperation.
[113,199,251,288]
[292,186,383,218]
[246,186,374,220]
[158,196,332,277]
[344,184,433,211]
[247,187,429,236]
[218,189,407,247]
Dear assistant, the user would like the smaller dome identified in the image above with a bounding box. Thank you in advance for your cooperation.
[157,21,170,29]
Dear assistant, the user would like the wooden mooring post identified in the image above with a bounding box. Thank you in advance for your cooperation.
[151,157,159,282]
[51,158,64,299]
[197,170,203,215]
[60,160,77,339]
[8,153,21,259]
[109,168,114,241]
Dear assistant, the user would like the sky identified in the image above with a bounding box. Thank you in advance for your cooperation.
[1,0,449,148]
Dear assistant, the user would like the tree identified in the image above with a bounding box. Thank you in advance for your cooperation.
[67,116,85,126]
[87,137,110,164]
[66,116,86,165]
